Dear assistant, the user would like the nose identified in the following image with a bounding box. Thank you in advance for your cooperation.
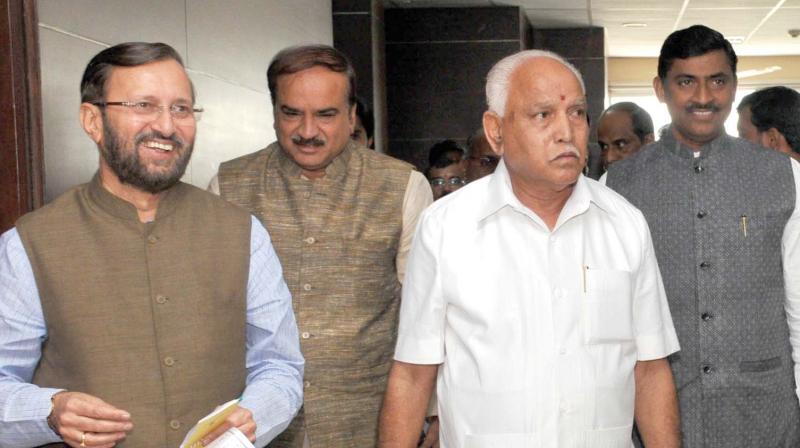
[554,111,574,143]
[298,113,318,139]
[150,107,177,136]
[694,81,712,105]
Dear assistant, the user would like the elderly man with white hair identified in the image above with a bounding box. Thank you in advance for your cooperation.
[378,50,681,448]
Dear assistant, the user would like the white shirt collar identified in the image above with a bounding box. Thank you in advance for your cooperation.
[478,159,614,228]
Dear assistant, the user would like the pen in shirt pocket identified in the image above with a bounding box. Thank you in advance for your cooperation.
[582,265,588,293]
[740,214,748,237]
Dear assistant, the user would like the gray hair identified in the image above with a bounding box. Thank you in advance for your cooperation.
[485,49,585,117]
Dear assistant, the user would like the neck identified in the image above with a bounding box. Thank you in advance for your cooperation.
[672,127,721,152]
[510,177,574,231]
[99,164,162,223]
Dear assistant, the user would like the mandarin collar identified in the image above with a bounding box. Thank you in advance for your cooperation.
[662,126,730,161]
[87,172,186,222]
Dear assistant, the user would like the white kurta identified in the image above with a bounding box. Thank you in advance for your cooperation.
[395,160,680,448]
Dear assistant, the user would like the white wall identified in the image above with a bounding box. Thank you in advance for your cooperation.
[38,0,333,201]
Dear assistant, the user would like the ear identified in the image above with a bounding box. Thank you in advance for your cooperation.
[653,76,667,103]
[79,102,103,144]
[762,127,790,153]
[349,103,357,133]
[643,133,655,145]
[482,111,504,156]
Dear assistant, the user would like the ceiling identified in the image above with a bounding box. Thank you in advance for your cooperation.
[385,0,800,57]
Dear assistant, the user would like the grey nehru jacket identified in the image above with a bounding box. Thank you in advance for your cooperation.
[607,129,800,448]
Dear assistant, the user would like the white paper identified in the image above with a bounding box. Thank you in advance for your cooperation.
[205,428,255,448]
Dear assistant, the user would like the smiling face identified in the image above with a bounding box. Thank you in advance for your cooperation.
[654,49,736,150]
[597,110,646,168]
[85,59,196,194]
[273,66,355,179]
[484,57,588,195]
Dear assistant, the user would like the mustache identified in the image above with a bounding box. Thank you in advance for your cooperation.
[135,131,185,149]
[553,146,582,160]
[686,102,721,113]
[291,136,325,147]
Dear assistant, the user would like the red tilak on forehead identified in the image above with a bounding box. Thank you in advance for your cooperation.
[560,94,565,101]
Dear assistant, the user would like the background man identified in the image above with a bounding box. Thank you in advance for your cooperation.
[607,25,800,447]
[737,86,800,161]
[212,45,433,447]
[380,49,680,447]
[352,97,374,149]
[464,127,499,182]
[597,102,654,170]
[426,140,467,200]
[0,42,303,448]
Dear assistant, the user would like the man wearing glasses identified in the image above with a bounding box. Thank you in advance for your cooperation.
[427,140,467,200]
[465,127,500,182]
[0,42,304,447]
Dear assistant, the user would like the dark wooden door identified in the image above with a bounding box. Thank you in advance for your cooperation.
[0,0,43,233]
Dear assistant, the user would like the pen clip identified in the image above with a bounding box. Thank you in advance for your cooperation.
[740,214,748,238]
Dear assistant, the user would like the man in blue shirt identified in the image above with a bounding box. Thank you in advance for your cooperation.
[0,42,303,447]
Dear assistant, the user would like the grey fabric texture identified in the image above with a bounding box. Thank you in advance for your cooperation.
[607,130,800,447]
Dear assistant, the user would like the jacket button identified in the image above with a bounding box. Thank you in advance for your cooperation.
[147,235,159,244]
[699,261,711,269]
[164,356,175,367]
[305,237,316,244]
[169,419,181,430]
[694,165,704,173]
[697,211,707,218]
[701,312,712,321]
[155,295,168,304]
[702,365,714,374]
[303,284,312,291]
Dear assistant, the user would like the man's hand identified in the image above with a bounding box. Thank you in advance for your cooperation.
[200,406,256,446]
[419,416,439,448]
[49,391,133,448]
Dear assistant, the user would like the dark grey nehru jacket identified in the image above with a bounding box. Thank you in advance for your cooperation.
[607,130,800,448]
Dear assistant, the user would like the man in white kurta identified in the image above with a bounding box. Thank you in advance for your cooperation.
[379,50,681,448]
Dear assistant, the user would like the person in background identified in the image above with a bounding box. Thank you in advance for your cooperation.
[0,42,304,448]
[353,96,374,149]
[464,127,499,182]
[597,102,654,170]
[737,86,800,162]
[427,140,466,200]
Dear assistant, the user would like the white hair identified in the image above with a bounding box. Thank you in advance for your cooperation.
[485,49,586,117]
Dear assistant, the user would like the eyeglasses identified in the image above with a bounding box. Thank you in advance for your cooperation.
[429,177,466,187]
[93,101,203,121]
[468,155,500,167]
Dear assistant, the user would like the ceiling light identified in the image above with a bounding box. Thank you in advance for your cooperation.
[738,66,782,79]
[727,36,745,44]
[622,22,647,28]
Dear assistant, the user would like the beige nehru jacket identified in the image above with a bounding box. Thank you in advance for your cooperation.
[213,141,432,447]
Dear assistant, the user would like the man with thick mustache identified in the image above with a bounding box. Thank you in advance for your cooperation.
[212,45,432,447]
[380,49,680,447]
[0,42,304,447]
[607,25,800,447]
